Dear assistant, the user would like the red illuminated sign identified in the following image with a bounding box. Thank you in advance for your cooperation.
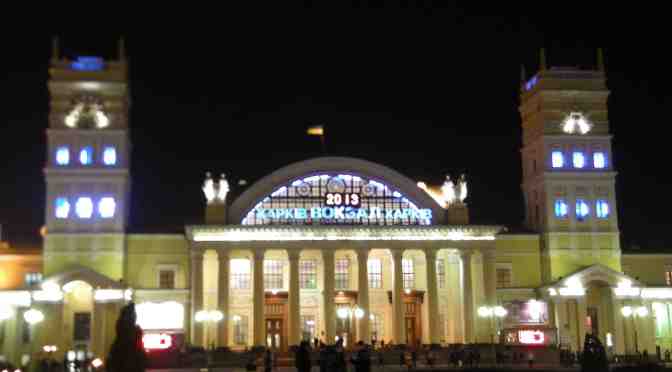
[142,333,173,350]
[518,330,545,345]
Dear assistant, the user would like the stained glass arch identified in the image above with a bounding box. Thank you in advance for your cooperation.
[229,157,445,226]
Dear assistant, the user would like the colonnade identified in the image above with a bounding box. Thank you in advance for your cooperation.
[190,246,496,347]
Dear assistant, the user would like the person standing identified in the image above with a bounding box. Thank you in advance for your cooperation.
[296,341,312,372]
[264,348,275,372]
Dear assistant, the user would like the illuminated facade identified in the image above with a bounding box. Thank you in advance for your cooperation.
[3,47,672,366]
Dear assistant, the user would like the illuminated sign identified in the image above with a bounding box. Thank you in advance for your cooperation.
[255,207,432,221]
[143,333,173,350]
[519,330,545,345]
[325,192,360,206]
[136,301,184,330]
[71,56,104,71]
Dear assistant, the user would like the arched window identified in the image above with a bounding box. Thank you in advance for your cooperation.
[575,199,590,221]
[56,146,70,165]
[554,200,568,218]
[79,146,93,165]
[551,151,564,168]
[55,197,70,219]
[593,152,607,169]
[103,146,117,166]
[75,197,94,219]
[596,200,610,218]
[98,197,116,218]
[572,152,586,169]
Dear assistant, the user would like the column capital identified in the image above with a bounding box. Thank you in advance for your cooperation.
[191,248,205,260]
[459,249,475,259]
[423,248,437,261]
[252,248,266,260]
[390,248,404,260]
[322,248,335,260]
[217,249,230,260]
[355,247,371,258]
[287,249,301,261]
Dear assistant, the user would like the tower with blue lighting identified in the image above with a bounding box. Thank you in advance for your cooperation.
[519,49,620,281]
[43,38,130,279]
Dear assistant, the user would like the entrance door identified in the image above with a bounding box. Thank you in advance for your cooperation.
[266,319,283,350]
[405,317,416,346]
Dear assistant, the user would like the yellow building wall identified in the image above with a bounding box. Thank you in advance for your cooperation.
[0,251,42,289]
[622,254,672,286]
[495,234,542,288]
[43,234,125,280]
[125,234,189,289]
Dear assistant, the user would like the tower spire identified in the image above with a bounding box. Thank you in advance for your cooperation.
[51,36,60,62]
[539,48,547,71]
[118,37,126,61]
[597,48,605,71]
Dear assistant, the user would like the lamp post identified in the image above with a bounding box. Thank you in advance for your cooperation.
[195,310,224,349]
[478,305,508,363]
[621,305,648,354]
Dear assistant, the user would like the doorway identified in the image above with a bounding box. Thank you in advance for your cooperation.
[266,319,283,350]
[405,317,417,346]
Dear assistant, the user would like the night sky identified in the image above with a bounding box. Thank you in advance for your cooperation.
[1,5,670,249]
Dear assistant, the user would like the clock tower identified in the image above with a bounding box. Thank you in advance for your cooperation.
[519,49,620,281]
[43,38,130,279]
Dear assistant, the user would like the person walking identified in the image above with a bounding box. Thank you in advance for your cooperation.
[264,348,275,372]
[351,341,371,372]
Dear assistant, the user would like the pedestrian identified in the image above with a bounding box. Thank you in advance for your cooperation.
[296,341,312,372]
[411,349,417,369]
[264,348,275,372]
[351,341,371,372]
[527,350,534,368]
[334,338,347,372]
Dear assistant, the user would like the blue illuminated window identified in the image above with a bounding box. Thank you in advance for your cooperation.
[593,152,607,169]
[103,147,117,166]
[596,200,610,218]
[551,151,564,168]
[71,56,104,71]
[75,197,94,219]
[554,200,568,218]
[98,197,116,218]
[56,146,70,165]
[573,152,586,169]
[55,197,70,219]
[576,199,590,220]
[79,147,93,165]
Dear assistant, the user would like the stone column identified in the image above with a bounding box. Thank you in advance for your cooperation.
[555,299,568,347]
[577,299,587,351]
[425,249,440,344]
[322,249,336,343]
[288,249,301,346]
[356,248,370,343]
[461,250,475,343]
[190,248,205,346]
[391,249,405,344]
[92,302,106,357]
[253,249,266,346]
[610,297,625,355]
[217,250,230,347]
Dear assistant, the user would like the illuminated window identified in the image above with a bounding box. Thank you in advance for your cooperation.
[299,260,317,289]
[231,259,251,289]
[402,258,414,289]
[301,315,316,341]
[551,151,564,168]
[576,199,590,220]
[368,259,382,289]
[75,197,94,219]
[159,270,175,289]
[103,146,117,166]
[56,146,70,165]
[335,259,349,289]
[593,152,607,169]
[554,200,568,218]
[98,197,116,218]
[74,313,92,341]
[233,314,248,345]
[596,200,610,219]
[496,267,512,288]
[370,313,384,342]
[264,260,283,290]
[573,152,586,168]
[55,197,70,219]
[437,259,445,289]
[25,272,43,287]
[79,147,93,165]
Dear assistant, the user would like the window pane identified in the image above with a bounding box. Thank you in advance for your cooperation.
[264,260,283,290]
[300,260,317,289]
[402,259,414,289]
[56,146,70,165]
[593,152,606,169]
[496,268,512,288]
[159,270,175,289]
[554,200,568,218]
[103,146,117,166]
[79,146,93,165]
[370,313,384,342]
[74,313,91,341]
[98,197,116,218]
[301,315,316,341]
[551,151,564,168]
[368,259,382,289]
[75,197,93,219]
[436,259,445,289]
[55,197,70,219]
[596,200,609,218]
[233,315,248,345]
[231,259,251,289]
[576,199,590,220]
[572,152,585,168]
[335,259,349,289]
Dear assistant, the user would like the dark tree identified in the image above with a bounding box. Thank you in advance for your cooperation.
[581,333,609,372]
[106,302,147,372]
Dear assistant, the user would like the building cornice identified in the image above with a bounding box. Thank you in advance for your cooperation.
[186,225,504,243]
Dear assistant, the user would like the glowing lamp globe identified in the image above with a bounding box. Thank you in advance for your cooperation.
[477,306,492,318]
[23,309,44,324]
[337,308,349,319]
[621,306,633,317]
[354,307,365,319]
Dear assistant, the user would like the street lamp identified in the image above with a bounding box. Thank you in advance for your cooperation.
[621,305,648,354]
[195,310,224,349]
[0,305,13,321]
